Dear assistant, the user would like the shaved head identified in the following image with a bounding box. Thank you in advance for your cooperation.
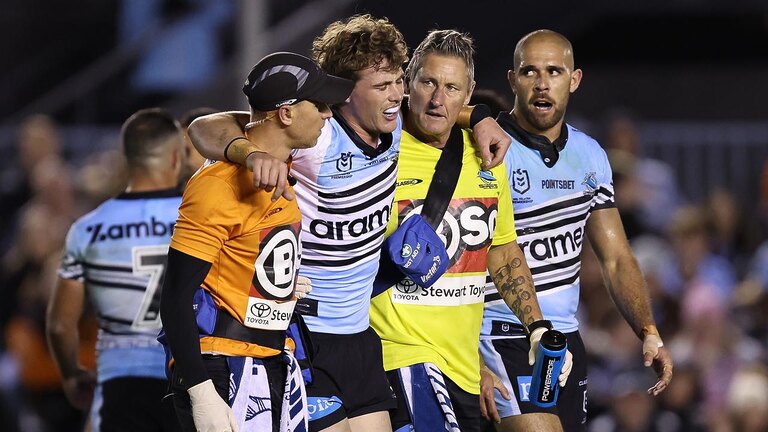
[507,29,582,141]
[513,30,575,71]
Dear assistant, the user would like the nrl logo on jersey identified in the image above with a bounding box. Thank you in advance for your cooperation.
[512,168,530,194]
[336,152,352,172]
[478,170,498,189]
[582,172,598,196]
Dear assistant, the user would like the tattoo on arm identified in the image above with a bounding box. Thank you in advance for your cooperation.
[492,257,536,326]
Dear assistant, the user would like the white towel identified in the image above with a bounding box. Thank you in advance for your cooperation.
[228,352,308,431]
[398,362,461,432]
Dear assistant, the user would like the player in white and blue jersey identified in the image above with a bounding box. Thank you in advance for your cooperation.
[188,16,407,432]
[47,108,185,432]
[187,16,512,432]
[479,30,674,432]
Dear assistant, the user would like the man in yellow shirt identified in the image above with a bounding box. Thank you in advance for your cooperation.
[369,30,572,432]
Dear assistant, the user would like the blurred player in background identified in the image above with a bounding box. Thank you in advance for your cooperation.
[47,108,186,431]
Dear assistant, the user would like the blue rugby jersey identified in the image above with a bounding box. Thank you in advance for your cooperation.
[482,114,614,337]
[292,111,400,334]
[59,189,181,382]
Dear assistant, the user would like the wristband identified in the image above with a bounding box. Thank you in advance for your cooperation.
[526,319,553,338]
[223,136,248,162]
[469,103,493,128]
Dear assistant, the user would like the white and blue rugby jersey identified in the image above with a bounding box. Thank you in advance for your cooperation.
[291,112,400,334]
[482,114,615,337]
[59,189,182,382]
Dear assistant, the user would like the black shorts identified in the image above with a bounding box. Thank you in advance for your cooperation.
[306,327,397,431]
[95,377,181,432]
[171,354,287,432]
[479,330,588,432]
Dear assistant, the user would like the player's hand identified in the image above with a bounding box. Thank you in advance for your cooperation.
[245,151,294,202]
[295,276,312,300]
[62,368,96,410]
[479,365,511,423]
[471,117,511,170]
[528,328,573,387]
[642,329,673,396]
[188,379,240,432]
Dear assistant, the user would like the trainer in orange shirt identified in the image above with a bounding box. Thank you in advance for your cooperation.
[160,52,353,432]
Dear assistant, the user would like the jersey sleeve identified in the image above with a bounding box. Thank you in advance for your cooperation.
[170,175,241,262]
[58,222,85,281]
[592,144,616,210]
[491,161,517,246]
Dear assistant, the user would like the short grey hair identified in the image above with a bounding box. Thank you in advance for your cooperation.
[406,29,475,86]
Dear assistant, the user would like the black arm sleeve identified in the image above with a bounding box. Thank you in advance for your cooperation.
[160,247,212,388]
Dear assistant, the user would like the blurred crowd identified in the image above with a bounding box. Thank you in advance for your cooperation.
[0,111,766,432]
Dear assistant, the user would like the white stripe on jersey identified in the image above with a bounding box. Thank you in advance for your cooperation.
[290,116,401,333]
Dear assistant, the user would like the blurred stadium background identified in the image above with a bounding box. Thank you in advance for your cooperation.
[1,1,767,431]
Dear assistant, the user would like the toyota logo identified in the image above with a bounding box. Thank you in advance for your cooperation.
[251,302,271,318]
[395,278,419,294]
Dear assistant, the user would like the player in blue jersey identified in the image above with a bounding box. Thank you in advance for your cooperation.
[186,15,512,432]
[47,108,185,431]
[479,30,674,432]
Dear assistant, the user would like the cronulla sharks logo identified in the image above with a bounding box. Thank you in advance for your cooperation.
[582,172,598,196]
[478,170,498,189]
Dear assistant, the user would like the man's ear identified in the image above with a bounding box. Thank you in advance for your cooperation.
[464,80,476,105]
[570,68,583,93]
[276,105,293,126]
[507,69,517,95]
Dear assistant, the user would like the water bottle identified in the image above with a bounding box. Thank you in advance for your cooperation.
[529,329,567,408]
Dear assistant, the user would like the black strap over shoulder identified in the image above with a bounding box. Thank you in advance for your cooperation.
[370,126,465,297]
[420,125,465,229]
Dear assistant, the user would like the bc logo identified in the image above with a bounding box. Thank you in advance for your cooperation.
[254,226,300,300]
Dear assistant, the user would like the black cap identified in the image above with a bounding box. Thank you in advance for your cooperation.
[243,52,354,111]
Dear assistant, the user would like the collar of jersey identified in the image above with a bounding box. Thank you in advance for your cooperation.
[331,107,394,158]
[115,187,182,200]
[496,112,568,168]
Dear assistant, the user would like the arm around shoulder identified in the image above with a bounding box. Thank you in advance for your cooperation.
[187,111,250,162]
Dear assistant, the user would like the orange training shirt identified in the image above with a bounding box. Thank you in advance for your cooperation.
[171,160,302,357]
